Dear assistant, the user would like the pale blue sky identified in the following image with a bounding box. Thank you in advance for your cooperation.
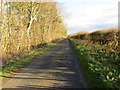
[0,0,119,35]
[56,0,119,35]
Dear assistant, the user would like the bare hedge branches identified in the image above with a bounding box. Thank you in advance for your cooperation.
[1,1,67,64]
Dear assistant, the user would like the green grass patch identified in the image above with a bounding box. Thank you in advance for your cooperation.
[1,40,63,78]
[69,39,120,88]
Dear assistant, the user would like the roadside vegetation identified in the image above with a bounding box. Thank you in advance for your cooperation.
[0,1,67,66]
[1,40,62,77]
[69,28,120,88]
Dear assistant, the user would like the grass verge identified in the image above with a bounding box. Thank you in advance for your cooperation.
[69,39,119,88]
[1,40,63,78]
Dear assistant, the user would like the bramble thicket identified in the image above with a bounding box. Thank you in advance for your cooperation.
[70,28,120,88]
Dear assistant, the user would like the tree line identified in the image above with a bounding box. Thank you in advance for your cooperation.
[0,1,67,64]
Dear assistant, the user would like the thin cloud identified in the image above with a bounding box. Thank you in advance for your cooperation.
[64,3,117,35]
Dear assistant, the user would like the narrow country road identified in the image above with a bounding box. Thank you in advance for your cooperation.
[2,39,87,88]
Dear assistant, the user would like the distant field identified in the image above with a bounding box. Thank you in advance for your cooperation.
[70,28,119,50]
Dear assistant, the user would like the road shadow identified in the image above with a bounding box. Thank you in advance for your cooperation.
[3,40,87,88]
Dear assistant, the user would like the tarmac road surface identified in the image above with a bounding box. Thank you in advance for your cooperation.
[2,39,87,88]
